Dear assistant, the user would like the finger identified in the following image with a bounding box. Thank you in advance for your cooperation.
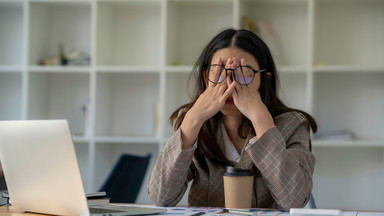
[207,80,216,88]
[226,73,234,87]
[232,57,238,68]
[232,86,238,98]
[215,58,231,91]
[236,58,248,85]
[222,78,237,99]
[234,83,243,94]
[241,58,246,66]
[231,80,239,101]
[229,78,237,90]
[217,75,229,93]
[215,57,224,84]
[209,57,224,86]
[216,57,223,64]
[226,57,233,68]
[220,75,234,93]
[208,57,223,87]
[230,57,242,84]
[206,67,217,88]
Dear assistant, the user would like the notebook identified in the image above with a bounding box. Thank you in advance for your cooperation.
[0,120,166,216]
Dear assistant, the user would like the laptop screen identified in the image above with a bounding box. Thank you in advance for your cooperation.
[0,120,89,215]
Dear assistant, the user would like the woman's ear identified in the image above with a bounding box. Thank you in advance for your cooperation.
[203,70,209,87]
[266,72,272,80]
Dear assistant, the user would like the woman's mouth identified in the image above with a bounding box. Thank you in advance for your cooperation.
[225,98,234,104]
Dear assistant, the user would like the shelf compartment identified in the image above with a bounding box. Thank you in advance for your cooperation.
[165,66,193,74]
[278,73,309,113]
[166,0,233,66]
[28,72,90,135]
[96,1,162,67]
[73,141,90,192]
[0,1,24,66]
[164,72,190,137]
[239,0,309,67]
[0,72,23,120]
[312,147,384,211]
[313,72,384,141]
[314,0,384,67]
[95,73,160,137]
[29,1,91,66]
[93,142,158,203]
[278,66,307,74]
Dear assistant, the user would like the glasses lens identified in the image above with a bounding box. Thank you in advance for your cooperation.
[234,66,254,84]
[208,65,226,83]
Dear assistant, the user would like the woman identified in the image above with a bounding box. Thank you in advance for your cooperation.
[148,29,317,211]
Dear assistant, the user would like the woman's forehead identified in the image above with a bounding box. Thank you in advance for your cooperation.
[211,47,259,67]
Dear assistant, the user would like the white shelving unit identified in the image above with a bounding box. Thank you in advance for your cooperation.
[0,0,383,210]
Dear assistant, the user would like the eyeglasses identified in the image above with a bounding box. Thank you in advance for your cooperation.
[205,64,266,85]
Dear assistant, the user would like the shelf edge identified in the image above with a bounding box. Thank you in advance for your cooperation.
[313,139,384,147]
[28,66,91,73]
[313,66,384,73]
[94,136,160,144]
[96,66,161,73]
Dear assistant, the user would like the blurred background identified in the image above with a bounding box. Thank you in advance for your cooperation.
[0,0,383,211]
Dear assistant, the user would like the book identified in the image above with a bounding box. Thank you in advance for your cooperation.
[86,191,110,204]
[86,191,106,198]
[76,100,90,136]
[87,198,110,204]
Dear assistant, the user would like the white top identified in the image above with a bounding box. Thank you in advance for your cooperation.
[220,122,241,163]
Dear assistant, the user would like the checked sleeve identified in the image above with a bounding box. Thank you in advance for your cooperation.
[148,128,197,206]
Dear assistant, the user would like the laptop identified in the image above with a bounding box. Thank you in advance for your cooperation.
[0,120,166,216]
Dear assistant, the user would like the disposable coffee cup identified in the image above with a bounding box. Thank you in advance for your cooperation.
[223,166,254,209]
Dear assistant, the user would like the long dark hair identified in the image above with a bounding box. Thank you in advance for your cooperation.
[170,28,317,172]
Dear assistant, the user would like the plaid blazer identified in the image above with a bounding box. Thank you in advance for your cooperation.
[148,111,315,211]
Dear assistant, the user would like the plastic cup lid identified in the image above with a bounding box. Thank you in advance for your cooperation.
[224,166,253,176]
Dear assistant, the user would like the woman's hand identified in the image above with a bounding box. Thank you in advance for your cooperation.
[230,58,275,137]
[189,57,237,124]
[180,58,236,149]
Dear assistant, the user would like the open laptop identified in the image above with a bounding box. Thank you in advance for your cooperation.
[0,120,166,216]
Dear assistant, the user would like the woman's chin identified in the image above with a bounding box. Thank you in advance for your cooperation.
[221,105,242,116]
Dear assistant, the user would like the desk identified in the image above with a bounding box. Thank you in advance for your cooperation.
[1,205,383,216]
[0,206,46,215]
[0,205,281,215]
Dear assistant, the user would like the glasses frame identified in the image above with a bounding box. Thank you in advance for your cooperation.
[205,64,266,85]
